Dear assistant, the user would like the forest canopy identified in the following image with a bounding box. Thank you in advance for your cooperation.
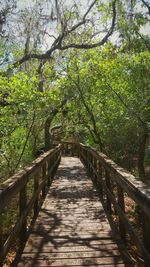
[0,0,150,182]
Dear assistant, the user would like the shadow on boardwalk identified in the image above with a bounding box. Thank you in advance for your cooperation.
[14,157,133,267]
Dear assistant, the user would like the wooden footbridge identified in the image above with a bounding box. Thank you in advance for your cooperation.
[0,142,150,267]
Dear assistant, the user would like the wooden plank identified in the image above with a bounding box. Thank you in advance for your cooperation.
[26,238,118,246]
[18,264,132,267]
[18,257,130,267]
[18,157,131,267]
[21,251,122,258]
[24,244,122,253]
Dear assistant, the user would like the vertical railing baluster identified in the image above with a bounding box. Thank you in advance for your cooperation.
[19,183,27,245]
[81,147,83,163]
[77,144,79,158]
[0,213,3,267]
[34,171,39,217]
[42,163,46,198]
[98,161,103,197]
[45,161,48,185]
[47,157,51,186]
[95,157,98,185]
[142,213,150,267]
[87,151,90,173]
[92,155,96,185]
[51,153,55,182]
[67,143,69,155]
[105,170,112,213]
[117,185,126,244]
[72,143,74,156]
[90,153,93,176]
[85,150,88,167]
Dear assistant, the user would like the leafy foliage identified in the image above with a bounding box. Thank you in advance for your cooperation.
[0,0,150,182]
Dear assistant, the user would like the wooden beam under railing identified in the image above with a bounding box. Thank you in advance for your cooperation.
[61,141,150,267]
[0,145,61,266]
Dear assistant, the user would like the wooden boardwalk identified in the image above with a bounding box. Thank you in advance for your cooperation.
[18,157,133,267]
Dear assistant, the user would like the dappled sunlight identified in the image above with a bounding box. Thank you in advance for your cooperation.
[17,157,131,267]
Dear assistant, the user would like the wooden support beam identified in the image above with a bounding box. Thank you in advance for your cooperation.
[34,172,40,217]
[142,212,150,267]
[19,185,27,244]
[117,185,126,244]
[105,170,112,214]
[42,164,46,198]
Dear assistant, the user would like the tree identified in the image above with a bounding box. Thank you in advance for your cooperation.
[59,45,150,180]
[0,0,150,183]
[0,0,117,67]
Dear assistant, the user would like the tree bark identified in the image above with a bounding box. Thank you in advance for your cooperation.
[44,116,54,151]
[44,99,67,151]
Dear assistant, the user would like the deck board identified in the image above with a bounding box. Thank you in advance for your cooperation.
[18,157,133,267]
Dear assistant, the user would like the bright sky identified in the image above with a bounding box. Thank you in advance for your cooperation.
[0,0,149,52]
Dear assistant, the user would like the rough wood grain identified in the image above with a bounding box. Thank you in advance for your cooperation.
[18,157,132,267]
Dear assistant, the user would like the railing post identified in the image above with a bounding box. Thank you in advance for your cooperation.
[142,212,150,267]
[47,157,51,186]
[117,185,126,244]
[81,147,84,165]
[62,143,64,155]
[105,170,112,213]
[42,163,46,198]
[92,156,97,185]
[72,143,74,156]
[90,153,93,176]
[50,154,55,182]
[86,150,90,171]
[34,171,39,217]
[48,152,58,185]
[0,214,3,267]
[95,158,98,183]
[88,152,91,170]
[98,161,103,196]
[19,184,27,245]
[66,143,68,155]
[77,144,79,158]
[85,150,88,167]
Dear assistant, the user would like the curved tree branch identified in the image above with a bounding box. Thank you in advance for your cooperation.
[141,0,150,16]
[60,0,116,50]
[12,0,116,68]
[68,67,104,151]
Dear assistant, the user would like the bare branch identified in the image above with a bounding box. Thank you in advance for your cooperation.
[12,0,116,68]
[60,0,116,50]
[141,0,150,16]
[66,0,97,34]
[83,0,97,20]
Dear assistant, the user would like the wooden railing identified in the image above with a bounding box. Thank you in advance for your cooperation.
[61,141,79,156]
[0,145,61,265]
[1,141,150,266]
[62,142,150,267]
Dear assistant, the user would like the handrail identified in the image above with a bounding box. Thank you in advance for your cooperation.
[1,141,150,267]
[0,144,61,265]
[62,141,150,267]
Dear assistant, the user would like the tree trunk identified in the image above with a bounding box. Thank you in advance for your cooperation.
[138,130,148,181]
[44,116,54,151]
[44,99,67,151]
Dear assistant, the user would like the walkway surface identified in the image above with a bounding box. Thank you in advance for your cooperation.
[18,157,133,267]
